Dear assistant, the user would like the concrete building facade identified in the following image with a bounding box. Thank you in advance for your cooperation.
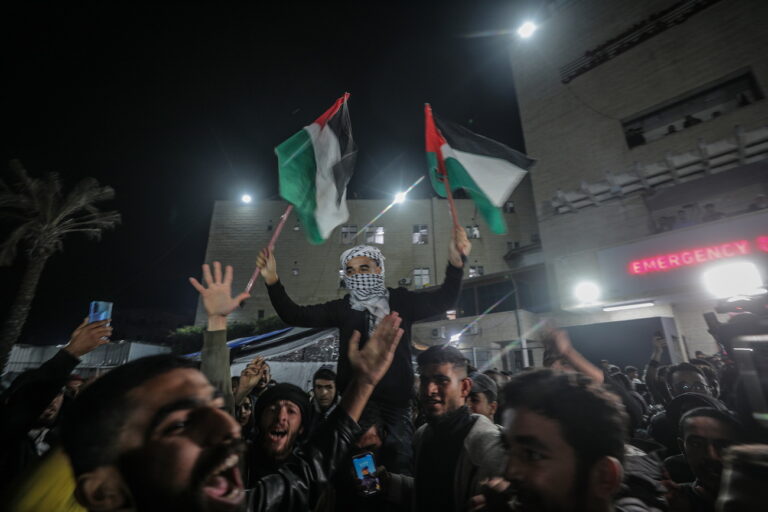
[509,0,768,357]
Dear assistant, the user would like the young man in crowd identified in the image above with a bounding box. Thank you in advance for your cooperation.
[665,407,745,512]
[385,344,507,511]
[469,370,630,512]
[0,318,112,495]
[665,362,714,398]
[307,367,340,436]
[247,382,309,485]
[256,228,470,473]
[61,261,405,512]
[467,371,499,423]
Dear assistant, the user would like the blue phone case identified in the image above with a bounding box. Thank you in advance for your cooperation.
[89,301,113,323]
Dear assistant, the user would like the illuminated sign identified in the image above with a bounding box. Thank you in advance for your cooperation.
[628,235,768,275]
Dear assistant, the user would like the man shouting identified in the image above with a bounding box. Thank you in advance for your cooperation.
[256,227,470,473]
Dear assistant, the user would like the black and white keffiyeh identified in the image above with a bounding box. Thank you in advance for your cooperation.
[340,245,390,333]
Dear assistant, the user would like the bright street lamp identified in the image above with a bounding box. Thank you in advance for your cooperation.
[574,281,601,304]
[394,191,407,204]
[241,194,252,204]
[702,261,765,299]
[517,21,538,39]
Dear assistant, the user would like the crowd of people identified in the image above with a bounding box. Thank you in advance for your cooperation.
[1,227,767,511]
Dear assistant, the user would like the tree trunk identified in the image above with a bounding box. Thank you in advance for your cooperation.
[0,254,50,372]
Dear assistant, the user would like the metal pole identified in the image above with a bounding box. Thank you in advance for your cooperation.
[511,278,528,367]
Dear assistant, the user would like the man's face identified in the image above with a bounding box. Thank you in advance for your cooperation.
[670,370,712,397]
[345,256,381,276]
[36,392,64,427]
[505,408,580,512]
[313,378,336,410]
[626,370,638,380]
[259,400,303,461]
[237,400,252,428]
[419,363,471,419]
[256,365,270,391]
[682,416,739,492]
[66,379,83,396]
[356,424,383,453]
[112,368,245,512]
[467,392,497,421]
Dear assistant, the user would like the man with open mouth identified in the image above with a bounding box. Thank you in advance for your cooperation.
[60,262,405,511]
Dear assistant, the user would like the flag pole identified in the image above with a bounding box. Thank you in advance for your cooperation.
[441,174,462,232]
[244,204,293,295]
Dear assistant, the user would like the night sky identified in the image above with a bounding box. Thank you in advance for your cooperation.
[2,1,531,345]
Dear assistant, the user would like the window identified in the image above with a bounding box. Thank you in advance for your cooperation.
[466,225,481,239]
[365,226,385,244]
[412,224,429,244]
[340,225,357,245]
[504,201,515,213]
[469,266,484,278]
[622,71,764,147]
[513,349,534,371]
[258,309,265,320]
[413,267,430,288]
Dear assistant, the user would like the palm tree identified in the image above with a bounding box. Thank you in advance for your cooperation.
[0,160,121,369]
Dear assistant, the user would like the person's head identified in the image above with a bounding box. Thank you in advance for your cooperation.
[340,245,384,277]
[66,374,85,397]
[60,355,245,512]
[502,370,627,512]
[678,407,744,494]
[312,367,337,411]
[483,369,507,395]
[253,383,308,462]
[255,364,270,393]
[3,370,66,427]
[417,345,471,420]
[624,366,638,380]
[236,396,253,429]
[695,350,706,358]
[467,372,498,421]
[599,359,610,370]
[666,362,713,398]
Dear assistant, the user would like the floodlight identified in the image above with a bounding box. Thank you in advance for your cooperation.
[517,21,537,39]
[450,334,461,343]
[241,194,252,204]
[702,261,764,299]
[602,302,655,312]
[573,281,601,304]
[394,191,407,204]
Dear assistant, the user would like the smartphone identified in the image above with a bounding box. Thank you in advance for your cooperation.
[89,301,113,324]
[352,451,381,496]
[731,334,768,428]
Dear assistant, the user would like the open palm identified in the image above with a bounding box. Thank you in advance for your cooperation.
[189,261,250,317]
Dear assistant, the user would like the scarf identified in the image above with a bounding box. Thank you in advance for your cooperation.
[340,245,390,332]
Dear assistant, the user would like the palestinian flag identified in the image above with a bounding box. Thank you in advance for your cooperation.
[275,93,357,244]
[425,104,534,234]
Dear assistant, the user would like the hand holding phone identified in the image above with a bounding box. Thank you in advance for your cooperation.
[352,452,382,496]
[89,301,113,324]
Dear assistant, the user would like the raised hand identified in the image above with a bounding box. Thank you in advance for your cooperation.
[255,248,278,285]
[348,313,404,388]
[238,357,267,393]
[189,261,250,320]
[64,318,112,358]
[449,226,471,268]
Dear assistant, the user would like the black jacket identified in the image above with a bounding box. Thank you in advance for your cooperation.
[246,406,360,511]
[267,263,463,407]
[0,349,79,495]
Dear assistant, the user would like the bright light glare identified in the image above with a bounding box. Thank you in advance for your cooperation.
[574,281,601,304]
[450,334,461,343]
[602,302,655,312]
[517,21,537,38]
[394,191,407,204]
[702,261,764,299]
[241,194,252,204]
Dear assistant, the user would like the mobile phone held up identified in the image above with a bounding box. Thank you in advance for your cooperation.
[352,452,381,496]
[89,301,113,324]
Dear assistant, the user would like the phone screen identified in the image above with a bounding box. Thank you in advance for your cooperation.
[89,301,113,323]
[352,452,381,496]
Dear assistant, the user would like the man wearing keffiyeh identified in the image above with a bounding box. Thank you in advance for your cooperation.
[256,227,470,474]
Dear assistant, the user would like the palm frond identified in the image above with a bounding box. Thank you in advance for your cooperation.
[0,222,33,266]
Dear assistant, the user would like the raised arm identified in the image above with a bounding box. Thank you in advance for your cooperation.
[189,261,250,415]
[257,248,340,327]
[547,327,604,385]
[410,226,469,320]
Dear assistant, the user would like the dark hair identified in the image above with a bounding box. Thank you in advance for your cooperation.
[624,366,638,374]
[416,344,468,375]
[313,367,337,384]
[689,358,715,370]
[60,355,198,475]
[503,369,628,469]
[679,407,743,439]
[665,362,707,389]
